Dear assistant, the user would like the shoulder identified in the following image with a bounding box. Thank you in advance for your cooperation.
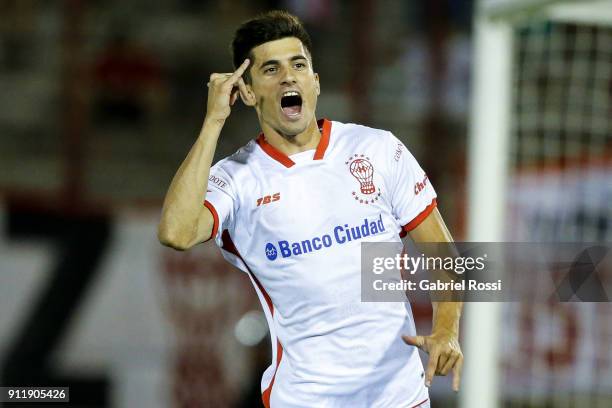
[330,120,398,157]
[208,140,261,195]
[331,120,393,143]
[211,140,259,177]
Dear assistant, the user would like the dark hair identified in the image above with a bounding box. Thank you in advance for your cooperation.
[231,10,313,82]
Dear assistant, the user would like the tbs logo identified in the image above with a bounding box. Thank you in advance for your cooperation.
[265,243,278,261]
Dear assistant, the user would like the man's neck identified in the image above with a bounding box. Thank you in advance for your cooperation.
[260,118,321,155]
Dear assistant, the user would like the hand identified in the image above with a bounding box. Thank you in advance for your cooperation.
[402,332,463,391]
[205,59,250,123]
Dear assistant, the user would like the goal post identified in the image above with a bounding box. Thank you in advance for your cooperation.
[461,3,514,408]
[463,1,612,407]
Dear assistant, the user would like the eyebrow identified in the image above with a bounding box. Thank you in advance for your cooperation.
[260,55,308,68]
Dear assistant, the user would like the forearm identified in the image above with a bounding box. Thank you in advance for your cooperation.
[158,118,224,248]
[432,301,462,338]
[158,59,250,249]
[409,208,462,338]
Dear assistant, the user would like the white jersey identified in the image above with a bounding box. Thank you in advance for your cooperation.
[205,119,436,408]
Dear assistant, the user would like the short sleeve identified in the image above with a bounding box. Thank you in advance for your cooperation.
[387,133,437,233]
[203,163,236,243]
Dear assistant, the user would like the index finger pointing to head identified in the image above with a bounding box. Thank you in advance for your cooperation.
[228,59,250,83]
[237,77,249,99]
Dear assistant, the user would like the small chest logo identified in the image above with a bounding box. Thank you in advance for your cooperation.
[256,192,281,207]
[346,154,381,205]
[265,243,278,261]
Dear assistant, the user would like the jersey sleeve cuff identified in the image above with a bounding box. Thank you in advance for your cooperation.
[203,200,219,242]
[401,198,437,233]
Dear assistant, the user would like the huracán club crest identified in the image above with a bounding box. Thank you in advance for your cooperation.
[346,154,381,205]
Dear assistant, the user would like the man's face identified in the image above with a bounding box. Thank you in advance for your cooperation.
[247,37,320,137]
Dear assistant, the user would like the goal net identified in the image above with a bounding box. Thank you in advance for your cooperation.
[464,1,612,407]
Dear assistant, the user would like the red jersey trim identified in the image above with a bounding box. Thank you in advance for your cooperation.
[256,118,332,168]
[410,398,429,408]
[402,198,437,233]
[256,134,296,168]
[203,200,219,241]
[262,338,283,408]
[220,230,282,408]
[313,118,331,160]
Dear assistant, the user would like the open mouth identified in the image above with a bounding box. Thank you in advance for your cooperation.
[280,91,303,118]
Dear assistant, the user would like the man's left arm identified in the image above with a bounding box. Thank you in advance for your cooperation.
[402,208,464,392]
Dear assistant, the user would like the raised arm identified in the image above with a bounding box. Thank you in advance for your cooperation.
[158,59,250,250]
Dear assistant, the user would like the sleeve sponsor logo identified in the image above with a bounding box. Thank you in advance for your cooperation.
[394,142,403,162]
[414,174,429,196]
[264,214,386,261]
[208,174,228,190]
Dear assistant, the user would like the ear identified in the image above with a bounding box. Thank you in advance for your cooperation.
[314,73,320,96]
[240,83,257,107]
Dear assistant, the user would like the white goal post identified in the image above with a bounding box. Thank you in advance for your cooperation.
[463,1,612,407]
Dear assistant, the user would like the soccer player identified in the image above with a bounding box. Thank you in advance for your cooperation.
[159,10,462,408]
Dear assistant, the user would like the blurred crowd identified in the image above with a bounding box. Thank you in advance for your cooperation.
[0,0,473,234]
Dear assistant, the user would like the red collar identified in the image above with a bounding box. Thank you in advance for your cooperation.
[256,118,331,168]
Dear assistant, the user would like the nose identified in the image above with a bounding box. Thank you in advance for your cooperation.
[280,66,296,85]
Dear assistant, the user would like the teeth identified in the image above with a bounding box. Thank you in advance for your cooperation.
[282,91,299,97]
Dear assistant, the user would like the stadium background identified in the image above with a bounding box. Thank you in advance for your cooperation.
[0,0,609,407]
